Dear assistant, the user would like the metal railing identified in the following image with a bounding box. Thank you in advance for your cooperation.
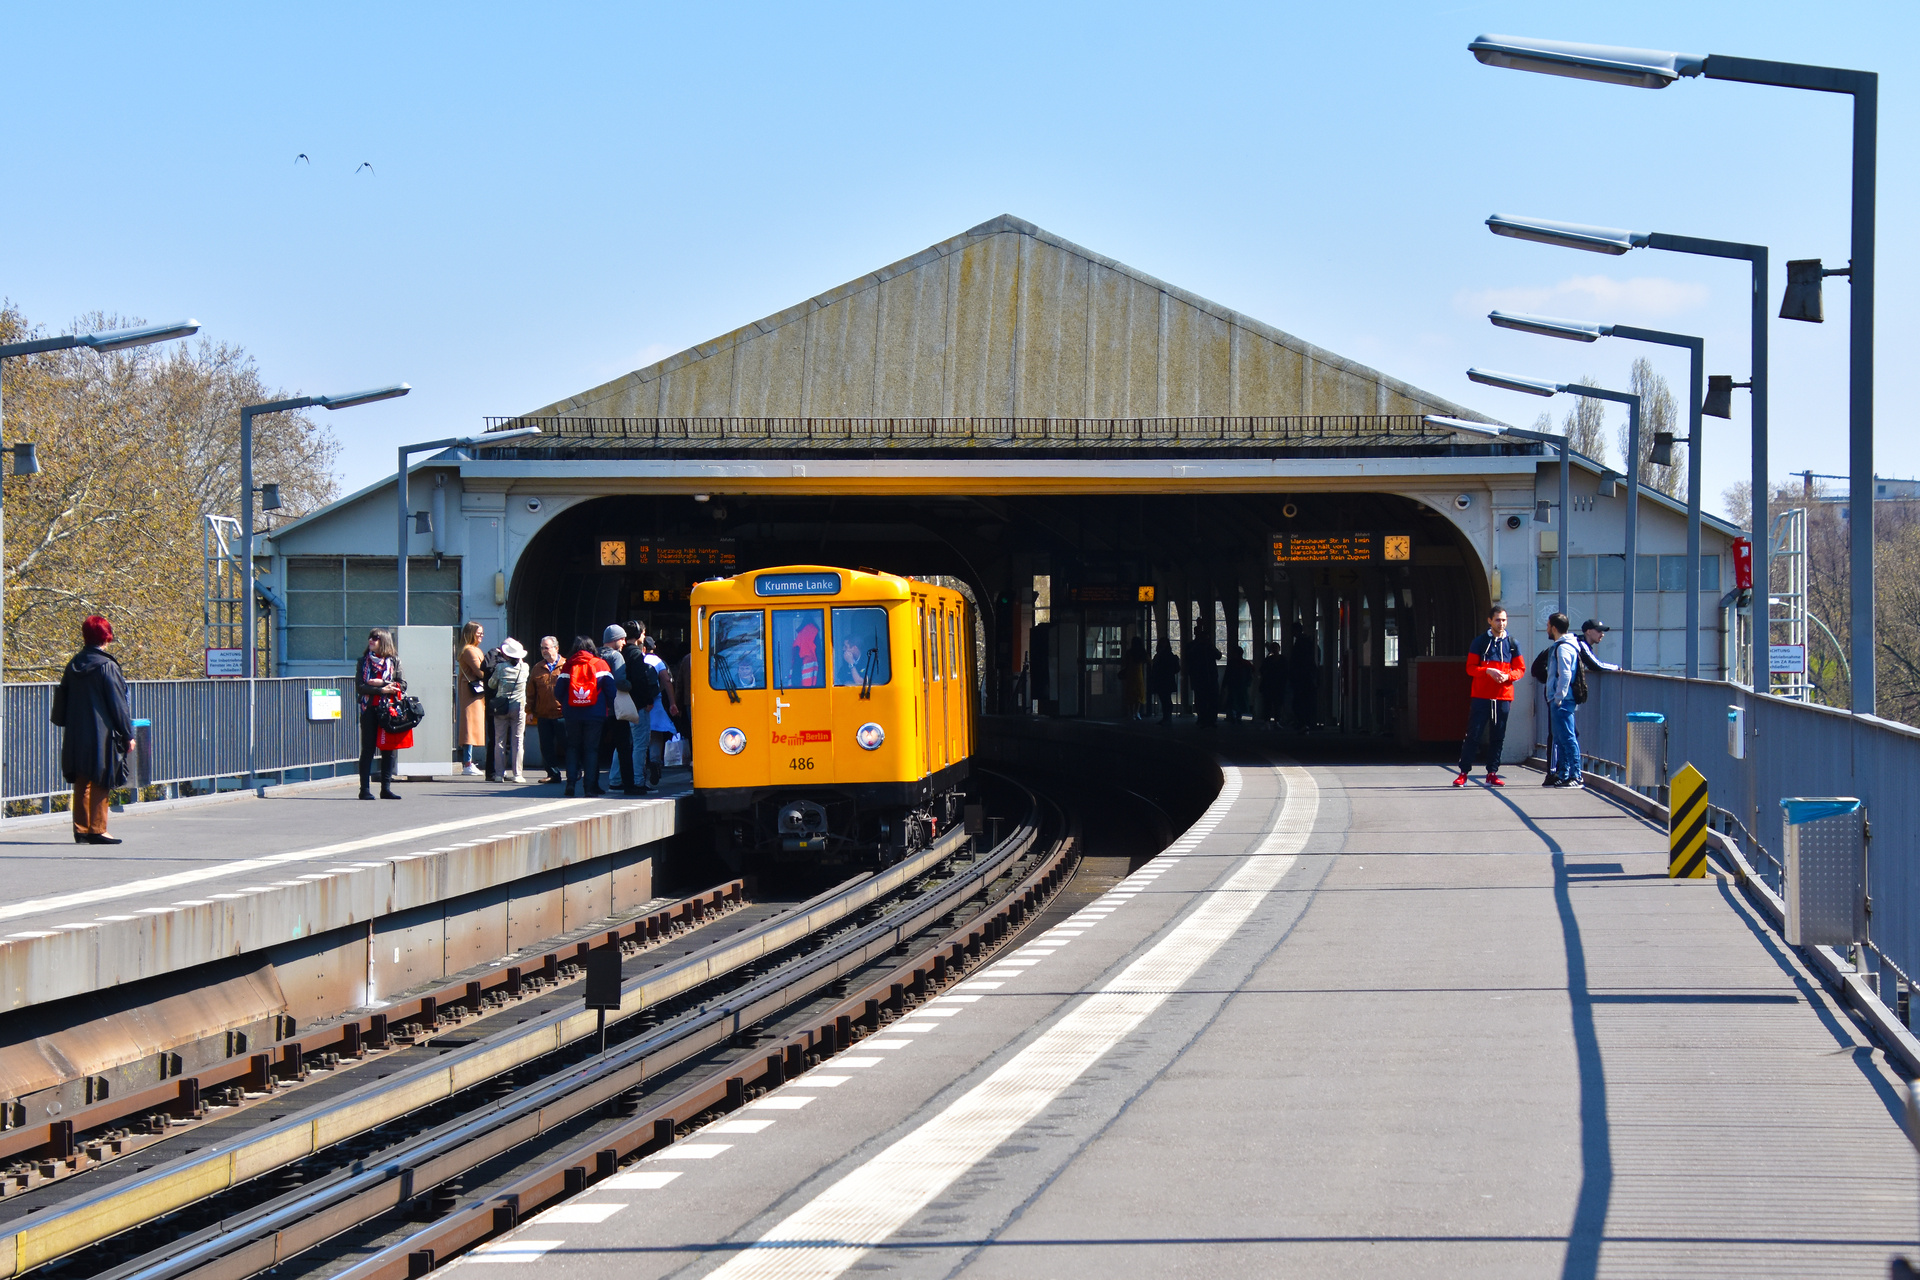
[477,414,1508,452]
[4,677,360,811]
[1580,668,1920,1000]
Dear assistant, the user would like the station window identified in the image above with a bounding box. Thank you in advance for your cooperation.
[1536,557,1558,592]
[771,609,826,688]
[709,610,765,691]
[1546,553,1723,597]
[1597,555,1626,592]
[831,607,890,686]
[285,557,461,662]
[1568,556,1596,592]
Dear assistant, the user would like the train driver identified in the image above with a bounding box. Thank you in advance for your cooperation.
[834,612,887,686]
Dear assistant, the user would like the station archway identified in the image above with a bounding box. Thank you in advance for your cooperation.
[506,489,1488,741]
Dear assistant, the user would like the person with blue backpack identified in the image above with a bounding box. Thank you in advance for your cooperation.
[1541,612,1586,789]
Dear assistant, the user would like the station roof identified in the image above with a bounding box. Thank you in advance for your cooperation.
[481,215,1505,459]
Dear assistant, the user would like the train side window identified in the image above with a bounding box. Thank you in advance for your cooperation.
[771,609,826,689]
[928,608,940,681]
[948,612,959,679]
[709,611,766,691]
[830,607,891,686]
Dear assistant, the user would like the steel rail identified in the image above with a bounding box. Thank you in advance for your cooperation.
[109,788,1050,1280]
[334,792,1077,1280]
[0,820,983,1279]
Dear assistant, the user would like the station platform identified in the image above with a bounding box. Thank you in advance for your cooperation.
[0,774,687,1013]
[454,750,1920,1278]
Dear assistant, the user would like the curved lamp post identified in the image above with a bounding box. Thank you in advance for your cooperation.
[394,427,540,625]
[1468,369,1645,669]
[0,320,200,820]
[1471,34,1875,708]
[1489,310,1730,678]
[241,384,410,788]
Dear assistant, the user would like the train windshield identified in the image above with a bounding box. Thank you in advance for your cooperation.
[709,611,766,690]
[831,607,891,687]
[771,609,826,689]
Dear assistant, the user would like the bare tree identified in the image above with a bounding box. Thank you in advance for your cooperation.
[1624,357,1683,499]
[1560,378,1608,464]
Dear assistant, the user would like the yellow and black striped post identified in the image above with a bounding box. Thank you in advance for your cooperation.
[1669,763,1709,878]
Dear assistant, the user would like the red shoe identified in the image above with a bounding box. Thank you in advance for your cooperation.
[1452,773,1469,787]
[1487,774,1506,787]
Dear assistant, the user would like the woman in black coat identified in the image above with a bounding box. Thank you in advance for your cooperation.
[51,614,134,844]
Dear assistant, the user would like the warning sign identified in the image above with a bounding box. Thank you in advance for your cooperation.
[1669,763,1710,879]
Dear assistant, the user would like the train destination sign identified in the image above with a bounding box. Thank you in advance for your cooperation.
[1268,533,1413,565]
[755,572,842,596]
[1067,584,1155,604]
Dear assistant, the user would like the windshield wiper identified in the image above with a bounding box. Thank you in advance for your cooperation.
[720,655,742,704]
[859,649,877,701]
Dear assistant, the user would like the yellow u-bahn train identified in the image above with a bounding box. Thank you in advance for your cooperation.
[690,565,974,867]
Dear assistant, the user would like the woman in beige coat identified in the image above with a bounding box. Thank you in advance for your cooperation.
[457,620,488,776]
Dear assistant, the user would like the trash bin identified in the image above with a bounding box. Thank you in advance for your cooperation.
[1626,712,1666,790]
[131,719,153,789]
[1781,797,1865,948]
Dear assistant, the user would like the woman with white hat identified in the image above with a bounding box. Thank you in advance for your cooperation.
[487,637,531,783]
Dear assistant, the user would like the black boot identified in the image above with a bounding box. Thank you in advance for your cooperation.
[379,753,401,799]
[359,765,375,800]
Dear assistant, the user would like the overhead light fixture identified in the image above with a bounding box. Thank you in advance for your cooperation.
[318,384,411,410]
[413,510,433,534]
[1649,432,1677,467]
[1779,258,1852,323]
[1486,214,1648,255]
[1489,311,1606,342]
[78,319,203,352]
[1534,500,1553,525]
[1467,34,1705,89]
[258,482,282,511]
[1466,368,1559,397]
[11,442,40,476]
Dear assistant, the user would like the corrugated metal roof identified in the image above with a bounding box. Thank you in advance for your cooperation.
[527,215,1485,424]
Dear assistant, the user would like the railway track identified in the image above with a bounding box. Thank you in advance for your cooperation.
[5,772,1078,1280]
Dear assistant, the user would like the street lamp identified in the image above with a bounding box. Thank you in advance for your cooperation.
[394,427,540,625]
[1486,215,1767,691]
[0,319,199,820]
[1489,310,1726,678]
[1467,370,1645,668]
[240,384,410,787]
[1472,35,1876,710]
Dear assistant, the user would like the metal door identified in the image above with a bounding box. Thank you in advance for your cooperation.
[392,625,457,777]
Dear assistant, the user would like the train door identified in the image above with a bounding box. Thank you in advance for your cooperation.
[934,602,950,768]
[704,607,770,788]
[916,597,932,777]
[769,605,832,781]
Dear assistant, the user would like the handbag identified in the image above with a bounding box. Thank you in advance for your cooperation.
[376,726,414,750]
[614,691,642,723]
[662,733,687,767]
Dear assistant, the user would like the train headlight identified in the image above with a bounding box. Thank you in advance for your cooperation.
[718,727,747,755]
[856,722,885,751]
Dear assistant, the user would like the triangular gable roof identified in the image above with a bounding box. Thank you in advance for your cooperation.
[530,215,1486,423]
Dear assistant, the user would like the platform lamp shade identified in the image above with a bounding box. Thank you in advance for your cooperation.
[258,482,281,511]
[11,443,38,476]
[1779,260,1835,323]
[1649,433,1677,467]
[1702,376,1748,420]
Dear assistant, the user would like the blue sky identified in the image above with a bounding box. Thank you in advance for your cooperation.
[2,3,1909,513]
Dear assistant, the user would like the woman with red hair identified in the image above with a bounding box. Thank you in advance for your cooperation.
[51,615,134,844]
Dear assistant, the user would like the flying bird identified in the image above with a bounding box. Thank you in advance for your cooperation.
[295,153,310,164]
[355,162,375,176]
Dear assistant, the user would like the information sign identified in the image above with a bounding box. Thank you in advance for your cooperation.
[755,572,841,596]
[1066,584,1152,605]
[307,689,342,721]
[204,648,245,677]
[1268,532,1412,564]
[1769,644,1807,675]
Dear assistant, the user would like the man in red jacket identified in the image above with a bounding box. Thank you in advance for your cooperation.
[1454,605,1527,787]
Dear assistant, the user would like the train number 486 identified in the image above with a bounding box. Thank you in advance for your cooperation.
[787,757,816,771]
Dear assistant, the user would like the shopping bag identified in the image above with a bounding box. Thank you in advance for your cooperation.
[376,726,414,751]
[662,734,687,767]
[614,691,641,723]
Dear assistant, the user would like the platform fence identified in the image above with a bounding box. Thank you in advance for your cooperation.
[3,677,359,813]
[1579,668,1920,1005]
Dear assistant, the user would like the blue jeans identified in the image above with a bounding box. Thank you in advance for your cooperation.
[1458,698,1511,775]
[1549,701,1581,780]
